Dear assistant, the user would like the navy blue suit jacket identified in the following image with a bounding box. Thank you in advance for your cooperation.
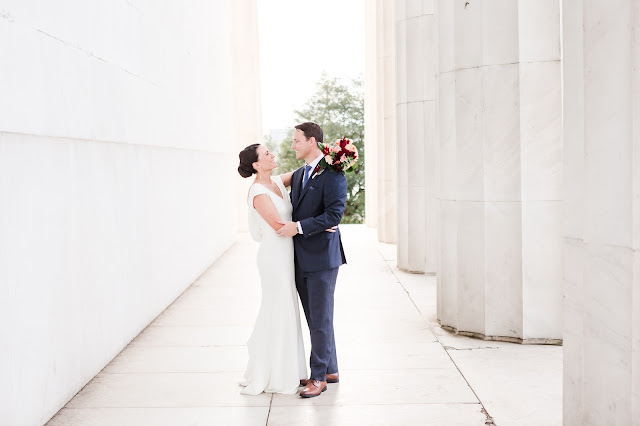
[290,165,348,273]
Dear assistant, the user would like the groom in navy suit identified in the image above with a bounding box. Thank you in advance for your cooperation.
[276,122,347,398]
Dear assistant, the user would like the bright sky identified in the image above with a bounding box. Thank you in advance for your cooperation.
[257,0,365,135]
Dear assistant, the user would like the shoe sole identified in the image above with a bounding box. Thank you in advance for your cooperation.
[300,387,327,398]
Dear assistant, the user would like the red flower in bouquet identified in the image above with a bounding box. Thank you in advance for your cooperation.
[317,137,359,174]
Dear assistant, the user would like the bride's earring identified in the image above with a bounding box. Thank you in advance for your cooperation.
[254,162,268,181]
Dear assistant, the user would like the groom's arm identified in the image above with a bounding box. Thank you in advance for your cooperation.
[298,172,347,238]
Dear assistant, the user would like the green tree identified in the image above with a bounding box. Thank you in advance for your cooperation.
[273,128,299,173]
[274,73,365,223]
[263,134,279,154]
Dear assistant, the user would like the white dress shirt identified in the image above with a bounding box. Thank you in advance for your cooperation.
[305,154,324,180]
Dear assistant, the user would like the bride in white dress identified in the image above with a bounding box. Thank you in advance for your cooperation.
[236,143,307,395]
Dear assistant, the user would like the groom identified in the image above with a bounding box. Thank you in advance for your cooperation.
[276,122,347,398]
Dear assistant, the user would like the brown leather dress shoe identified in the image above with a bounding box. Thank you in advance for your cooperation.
[300,373,339,386]
[299,380,327,398]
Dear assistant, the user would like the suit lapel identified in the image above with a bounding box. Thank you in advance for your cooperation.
[295,167,324,208]
[292,166,304,206]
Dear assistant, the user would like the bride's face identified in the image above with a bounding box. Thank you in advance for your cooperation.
[253,145,278,172]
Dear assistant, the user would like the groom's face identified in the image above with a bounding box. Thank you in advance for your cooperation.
[292,129,313,160]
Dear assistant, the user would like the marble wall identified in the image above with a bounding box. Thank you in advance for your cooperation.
[0,1,259,425]
[395,0,438,273]
[562,0,640,423]
[231,0,263,233]
[436,0,563,342]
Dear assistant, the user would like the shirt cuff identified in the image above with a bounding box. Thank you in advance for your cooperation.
[296,221,303,234]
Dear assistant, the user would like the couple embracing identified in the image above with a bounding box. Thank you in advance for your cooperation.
[237,122,347,398]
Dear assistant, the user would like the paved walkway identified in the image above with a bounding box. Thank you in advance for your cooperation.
[47,225,561,426]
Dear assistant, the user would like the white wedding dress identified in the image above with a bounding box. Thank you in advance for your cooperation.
[240,175,307,395]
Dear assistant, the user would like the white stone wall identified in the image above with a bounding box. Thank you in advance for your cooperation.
[0,1,254,425]
[231,0,263,232]
[562,0,640,423]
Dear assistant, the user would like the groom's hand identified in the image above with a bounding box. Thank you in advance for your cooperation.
[276,220,298,237]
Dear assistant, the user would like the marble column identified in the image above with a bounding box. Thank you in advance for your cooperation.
[562,0,640,423]
[365,0,397,243]
[395,0,438,273]
[436,0,563,343]
[365,0,379,229]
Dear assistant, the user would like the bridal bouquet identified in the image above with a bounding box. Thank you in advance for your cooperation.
[317,137,359,174]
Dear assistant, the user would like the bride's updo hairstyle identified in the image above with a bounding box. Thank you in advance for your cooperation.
[238,143,260,178]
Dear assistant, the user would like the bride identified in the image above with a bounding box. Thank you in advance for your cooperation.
[236,143,309,394]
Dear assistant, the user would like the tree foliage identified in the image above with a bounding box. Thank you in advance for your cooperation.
[273,73,365,223]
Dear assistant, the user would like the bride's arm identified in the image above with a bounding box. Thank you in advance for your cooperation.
[253,194,285,231]
[279,171,295,187]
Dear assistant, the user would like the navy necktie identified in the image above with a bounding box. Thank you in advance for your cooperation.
[302,164,312,188]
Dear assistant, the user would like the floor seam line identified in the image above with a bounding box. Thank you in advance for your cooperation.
[265,393,274,425]
[378,247,497,426]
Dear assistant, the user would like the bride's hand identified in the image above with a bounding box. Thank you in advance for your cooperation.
[325,226,338,233]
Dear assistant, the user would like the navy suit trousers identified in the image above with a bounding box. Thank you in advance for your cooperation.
[295,261,339,381]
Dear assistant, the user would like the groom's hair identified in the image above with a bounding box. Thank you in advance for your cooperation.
[295,122,323,143]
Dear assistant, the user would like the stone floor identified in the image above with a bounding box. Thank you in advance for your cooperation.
[46,225,562,426]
